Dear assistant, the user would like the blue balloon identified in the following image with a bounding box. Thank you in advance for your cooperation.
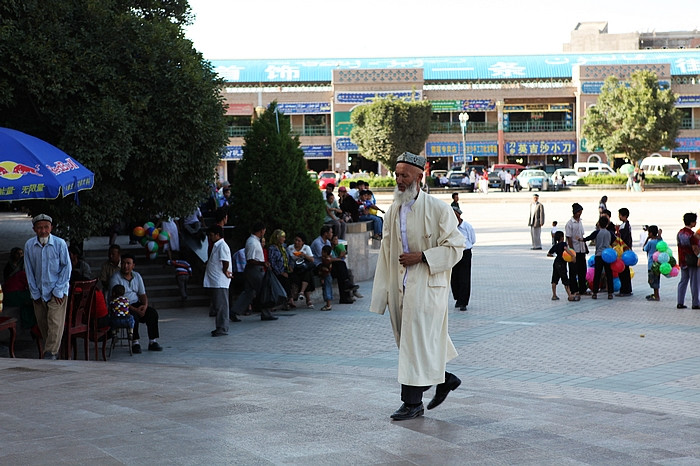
[657,252,670,264]
[613,277,621,292]
[621,250,638,266]
[601,248,617,264]
[588,255,595,267]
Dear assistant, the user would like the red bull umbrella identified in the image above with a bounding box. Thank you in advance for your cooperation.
[0,127,95,201]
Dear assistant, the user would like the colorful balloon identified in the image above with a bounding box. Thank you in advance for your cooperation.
[133,226,145,237]
[657,252,670,264]
[158,231,170,242]
[659,262,672,275]
[621,250,638,266]
[669,265,680,277]
[148,252,158,260]
[630,267,635,279]
[146,240,159,253]
[655,241,668,252]
[601,248,617,264]
[150,228,160,240]
[144,221,155,230]
[611,259,625,274]
[585,267,595,283]
[587,255,595,268]
[613,277,621,292]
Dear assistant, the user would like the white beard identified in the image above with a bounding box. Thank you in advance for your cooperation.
[393,180,419,206]
[38,236,49,246]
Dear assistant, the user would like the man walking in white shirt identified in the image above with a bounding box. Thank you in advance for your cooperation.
[206,226,233,336]
[451,206,476,311]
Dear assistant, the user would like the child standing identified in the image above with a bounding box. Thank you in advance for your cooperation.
[167,259,192,301]
[643,225,662,301]
[550,221,559,246]
[109,284,135,337]
[617,207,634,296]
[548,231,574,301]
[591,216,615,299]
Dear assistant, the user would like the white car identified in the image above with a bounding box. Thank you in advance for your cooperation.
[517,169,553,191]
[552,168,579,186]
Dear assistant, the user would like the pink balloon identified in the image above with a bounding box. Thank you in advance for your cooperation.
[652,251,660,262]
[586,267,595,282]
[670,266,680,277]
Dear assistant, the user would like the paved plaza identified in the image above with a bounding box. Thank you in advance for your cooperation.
[2,188,700,464]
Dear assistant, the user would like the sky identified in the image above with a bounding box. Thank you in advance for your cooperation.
[184,0,700,60]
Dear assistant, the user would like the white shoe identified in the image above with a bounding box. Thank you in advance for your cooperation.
[353,290,364,298]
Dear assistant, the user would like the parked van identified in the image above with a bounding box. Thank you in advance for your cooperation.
[639,155,685,179]
[573,162,615,176]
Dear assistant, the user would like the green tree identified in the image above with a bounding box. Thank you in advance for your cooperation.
[0,0,227,242]
[230,102,324,247]
[582,70,682,164]
[350,96,432,168]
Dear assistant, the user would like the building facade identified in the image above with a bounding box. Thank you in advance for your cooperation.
[215,49,700,177]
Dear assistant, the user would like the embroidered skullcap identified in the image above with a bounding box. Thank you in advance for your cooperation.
[32,214,53,225]
[396,151,426,170]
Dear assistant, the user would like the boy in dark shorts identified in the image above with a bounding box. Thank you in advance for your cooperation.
[548,230,574,301]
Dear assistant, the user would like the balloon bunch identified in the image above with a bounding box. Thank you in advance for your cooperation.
[132,222,170,260]
[585,237,638,292]
[650,240,680,278]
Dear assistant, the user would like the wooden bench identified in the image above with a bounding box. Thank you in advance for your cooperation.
[0,316,17,358]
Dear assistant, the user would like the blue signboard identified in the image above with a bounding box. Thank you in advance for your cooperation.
[336,91,421,104]
[213,51,700,83]
[676,96,700,107]
[276,102,331,114]
[676,138,700,152]
[223,146,243,160]
[335,137,358,151]
[582,80,670,94]
[505,140,576,156]
[425,141,498,158]
[302,145,332,157]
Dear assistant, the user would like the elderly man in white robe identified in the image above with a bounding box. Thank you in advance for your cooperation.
[370,152,465,421]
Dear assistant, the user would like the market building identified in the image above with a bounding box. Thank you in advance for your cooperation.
[214,47,700,178]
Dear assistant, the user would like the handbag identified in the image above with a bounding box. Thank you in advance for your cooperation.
[258,270,288,308]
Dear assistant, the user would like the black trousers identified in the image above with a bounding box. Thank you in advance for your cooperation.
[451,249,472,307]
[401,372,457,405]
[132,305,159,340]
[619,265,632,294]
[568,253,588,294]
[330,260,351,297]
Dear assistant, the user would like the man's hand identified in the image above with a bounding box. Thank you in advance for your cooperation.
[54,296,64,305]
[399,252,424,267]
[131,304,147,318]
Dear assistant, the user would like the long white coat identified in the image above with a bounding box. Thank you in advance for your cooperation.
[370,190,464,386]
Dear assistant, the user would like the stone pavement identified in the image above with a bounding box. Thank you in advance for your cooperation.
[2,189,700,464]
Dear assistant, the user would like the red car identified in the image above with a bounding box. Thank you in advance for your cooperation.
[317,171,339,189]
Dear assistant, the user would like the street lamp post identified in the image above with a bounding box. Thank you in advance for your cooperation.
[458,112,469,170]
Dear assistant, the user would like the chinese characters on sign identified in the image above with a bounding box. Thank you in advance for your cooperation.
[504,140,576,156]
[425,142,498,158]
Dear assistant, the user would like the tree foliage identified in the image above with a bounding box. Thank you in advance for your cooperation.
[0,0,228,242]
[230,102,324,248]
[582,70,682,163]
[350,96,432,168]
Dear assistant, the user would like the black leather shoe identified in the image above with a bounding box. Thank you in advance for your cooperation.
[230,314,241,322]
[390,403,424,421]
[693,305,700,310]
[678,304,688,309]
[427,374,462,410]
[148,342,163,351]
[261,315,278,321]
[211,329,228,337]
[132,344,142,354]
